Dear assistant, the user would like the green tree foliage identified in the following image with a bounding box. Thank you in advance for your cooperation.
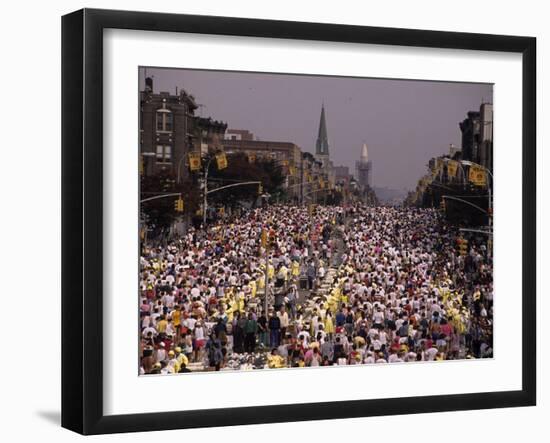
[140,170,200,235]
[207,153,285,207]
[140,153,286,234]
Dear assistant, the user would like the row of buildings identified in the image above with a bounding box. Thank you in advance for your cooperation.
[406,102,493,226]
[140,76,375,205]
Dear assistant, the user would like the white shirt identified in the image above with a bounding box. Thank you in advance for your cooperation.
[425,347,438,361]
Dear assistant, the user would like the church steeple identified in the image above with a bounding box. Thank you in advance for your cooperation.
[316,104,329,156]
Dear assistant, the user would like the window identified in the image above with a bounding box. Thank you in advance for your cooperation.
[156,110,173,132]
[156,145,172,164]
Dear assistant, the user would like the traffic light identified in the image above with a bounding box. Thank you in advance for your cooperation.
[258,183,263,195]
[440,199,446,211]
[174,197,184,212]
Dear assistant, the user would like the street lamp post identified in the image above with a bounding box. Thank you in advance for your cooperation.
[265,255,269,317]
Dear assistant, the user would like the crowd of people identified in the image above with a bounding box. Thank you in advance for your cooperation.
[139,204,493,375]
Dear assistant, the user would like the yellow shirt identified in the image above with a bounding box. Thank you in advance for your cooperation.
[177,353,189,368]
[324,316,335,334]
[237,294,245,313]
[156,319,168,333]
[172,310,181,327]
[267,354,286,368]
[291,261,300,277]
[250,280,257,298]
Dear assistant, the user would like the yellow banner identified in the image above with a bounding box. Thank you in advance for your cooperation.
[216,152,228,170]
[469,165,486,186]
[447,160,458,178]
[188,152,201,171]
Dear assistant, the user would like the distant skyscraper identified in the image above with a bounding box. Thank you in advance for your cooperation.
[356,143,372,188]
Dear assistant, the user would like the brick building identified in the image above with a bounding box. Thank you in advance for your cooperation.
[223,131,304,200]
[140,77,227,182]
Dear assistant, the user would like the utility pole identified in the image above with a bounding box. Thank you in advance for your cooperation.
[264,253,269,317]
[202,156,214,228]
[300,162,304,206]
[261,228,270,317]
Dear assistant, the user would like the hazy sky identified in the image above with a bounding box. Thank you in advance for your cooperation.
[139,67,492,190]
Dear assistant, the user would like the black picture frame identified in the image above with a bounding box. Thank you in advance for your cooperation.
[62,8,536,435]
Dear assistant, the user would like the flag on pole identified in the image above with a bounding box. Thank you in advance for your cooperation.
[216,152,228,170]
[188,152,201,171]
[468,164,487,186]
[447,160,459,178]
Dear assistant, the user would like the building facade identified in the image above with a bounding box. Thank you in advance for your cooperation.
[140,78,197,179]
[459,110,480,163]
[225,129,255,141]
[222,131,303,200]
[193,117,228,155]
[478,103,493,171]
[140,77,228,182]
[459,102,493,170]
[301,151,328,204]
[333,165,351,187]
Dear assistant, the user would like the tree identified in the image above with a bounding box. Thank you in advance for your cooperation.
[207,153,285,208]
[140,170,201,238]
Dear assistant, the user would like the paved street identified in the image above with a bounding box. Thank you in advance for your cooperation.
[139,203,493,373]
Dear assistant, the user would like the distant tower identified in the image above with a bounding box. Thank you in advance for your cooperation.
[315,104,330,170]
[356,143,372,188]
